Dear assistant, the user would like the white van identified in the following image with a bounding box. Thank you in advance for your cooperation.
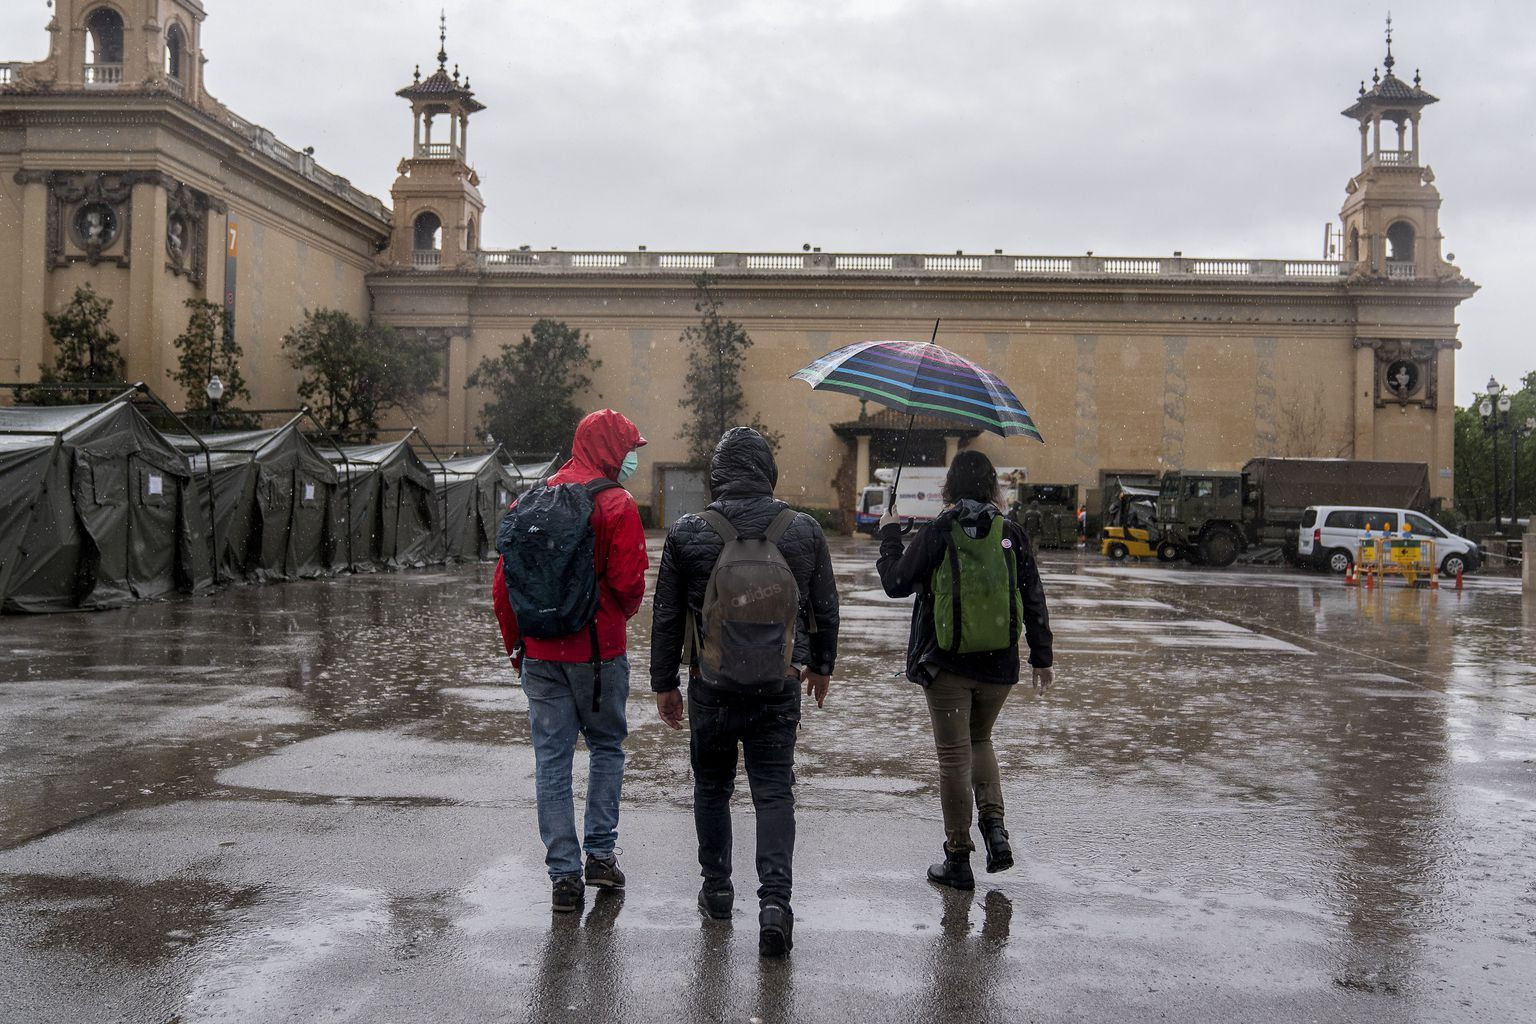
[1297,505,1480,577]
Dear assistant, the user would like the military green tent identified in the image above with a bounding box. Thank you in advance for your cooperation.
[0,399,210,612]
[166,417,340,582]
[325,441,438,570]
[431,453,521,562]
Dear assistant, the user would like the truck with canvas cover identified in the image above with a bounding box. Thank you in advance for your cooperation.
[1155,457,1432,568]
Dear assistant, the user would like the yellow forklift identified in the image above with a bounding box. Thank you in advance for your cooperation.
[1100,480,1179,562]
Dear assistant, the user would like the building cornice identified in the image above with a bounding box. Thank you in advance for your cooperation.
[0,95,391,240]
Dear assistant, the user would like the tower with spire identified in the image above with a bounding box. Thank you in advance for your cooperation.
[387,13,486,270]
[1338,16,1454,281]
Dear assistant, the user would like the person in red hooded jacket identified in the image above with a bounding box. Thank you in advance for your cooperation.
[492,409,649,913]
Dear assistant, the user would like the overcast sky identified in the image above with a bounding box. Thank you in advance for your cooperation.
[4,0,1531,403]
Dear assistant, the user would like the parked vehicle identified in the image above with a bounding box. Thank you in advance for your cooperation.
[1101,524,1178,561]
[1008,482,1080,549]
[1297,505,1480,577]
[1156,458,1432,568]
[855,465,1028,533]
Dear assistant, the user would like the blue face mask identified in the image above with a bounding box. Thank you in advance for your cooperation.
[618,450,639,482]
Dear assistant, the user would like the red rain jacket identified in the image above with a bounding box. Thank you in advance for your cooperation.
[492,410,649,666]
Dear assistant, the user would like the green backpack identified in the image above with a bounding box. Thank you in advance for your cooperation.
[931,514,1022,654]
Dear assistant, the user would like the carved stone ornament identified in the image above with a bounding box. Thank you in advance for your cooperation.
[13,170,224,283]
[1371,339,1438,410]
[164,181,216,285]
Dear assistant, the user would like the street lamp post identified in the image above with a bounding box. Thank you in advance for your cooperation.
[205,374,224,431]
[1478,376,1512,535]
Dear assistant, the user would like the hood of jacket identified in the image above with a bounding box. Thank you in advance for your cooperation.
[709,426,778,500]
[552,409,646,483]
[947,498,1001,535]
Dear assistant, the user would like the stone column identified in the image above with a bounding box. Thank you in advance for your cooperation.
[13,178,50,382]
[854,434,870,495]
[447,331,468,445]
[1353,343,1376,459]
[126,180,169,388]
[1359,122,1369,166]
[944,434,960,465]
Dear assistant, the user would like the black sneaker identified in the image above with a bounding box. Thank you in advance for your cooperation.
[551,876,585,913]
[698,883,734,920]
[584,854,625,889]
[759,902,794,957]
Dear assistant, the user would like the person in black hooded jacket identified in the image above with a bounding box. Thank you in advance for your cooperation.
[876,449,1053,891]
[651,427,839,958]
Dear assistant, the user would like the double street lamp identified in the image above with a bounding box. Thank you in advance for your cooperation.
[1478,375,1534,535]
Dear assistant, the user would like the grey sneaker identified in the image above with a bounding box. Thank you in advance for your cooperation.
[584,854,625,889]
[551,876,585,913]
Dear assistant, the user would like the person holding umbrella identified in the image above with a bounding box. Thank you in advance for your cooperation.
[875,448,1054,889]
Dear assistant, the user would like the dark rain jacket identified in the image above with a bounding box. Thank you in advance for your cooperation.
[877,498,1052,686]
[650,427,840,694]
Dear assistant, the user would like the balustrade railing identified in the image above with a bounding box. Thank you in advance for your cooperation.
[0,64,20,86]
[1385,261,1416,279]
[412,250,441,269]
[468,248,1356,283]
[414,142,460,160]
[83,63,123,86]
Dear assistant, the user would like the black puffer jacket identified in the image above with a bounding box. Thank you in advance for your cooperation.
[650,428,840,693]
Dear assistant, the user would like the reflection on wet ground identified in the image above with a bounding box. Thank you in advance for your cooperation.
[1,537,1533,1022]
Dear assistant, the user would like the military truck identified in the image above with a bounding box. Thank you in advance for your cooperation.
[1155,458,1432,568]
[1006,482,1079,549]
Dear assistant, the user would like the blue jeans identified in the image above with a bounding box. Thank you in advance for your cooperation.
[523,655,630,880]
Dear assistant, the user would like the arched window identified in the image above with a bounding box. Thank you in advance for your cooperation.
[465,217,477,252]
[85,7,125,65]
[1386,221,1415,262]
[413,212,442,251]
[165,23,186,79]
[1347,227,1360,262]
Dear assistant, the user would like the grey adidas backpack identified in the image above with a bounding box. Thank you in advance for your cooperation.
[687,507,806,694]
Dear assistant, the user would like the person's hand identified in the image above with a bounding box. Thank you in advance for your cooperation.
[1031,667,1054,692]
[511,646,523,677]
[655,688,685,729]
[801,666,831,708]
[878,503,899,532]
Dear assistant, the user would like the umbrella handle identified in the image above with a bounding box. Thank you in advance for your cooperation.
[900,517,915,535]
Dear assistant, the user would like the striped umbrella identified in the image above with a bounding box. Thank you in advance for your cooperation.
[793,334,1044,513]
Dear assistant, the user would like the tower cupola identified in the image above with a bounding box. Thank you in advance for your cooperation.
[1337,18,1454,282]
[386,14,487,271]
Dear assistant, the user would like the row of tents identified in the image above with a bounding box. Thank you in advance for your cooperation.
[0,395,557,613]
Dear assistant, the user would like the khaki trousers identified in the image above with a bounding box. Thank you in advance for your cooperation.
[923,669,1010,852]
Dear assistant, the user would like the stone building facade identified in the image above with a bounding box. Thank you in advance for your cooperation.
[3,3,1477,522]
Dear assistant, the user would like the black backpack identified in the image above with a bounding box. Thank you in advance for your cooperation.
[496,478,620,709]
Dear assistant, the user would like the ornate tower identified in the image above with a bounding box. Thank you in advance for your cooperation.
[1338,18,1453,282]
[9,0,210,103]
[387,16,486,271]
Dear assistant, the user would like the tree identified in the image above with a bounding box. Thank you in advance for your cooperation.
[676,273,781,466]
[281,309,441,440]
[29,284,127,404]
[168,298,253,426]
[466,318,600,456]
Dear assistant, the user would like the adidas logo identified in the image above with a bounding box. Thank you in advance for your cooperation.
[729,583,785,607]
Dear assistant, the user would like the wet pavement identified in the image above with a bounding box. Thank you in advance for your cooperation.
[1,536,1533,1023]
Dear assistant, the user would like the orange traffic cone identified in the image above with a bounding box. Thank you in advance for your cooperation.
[1455,567,1463,592]
[1345,563,1357,586]
[1365,564,1375,589]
